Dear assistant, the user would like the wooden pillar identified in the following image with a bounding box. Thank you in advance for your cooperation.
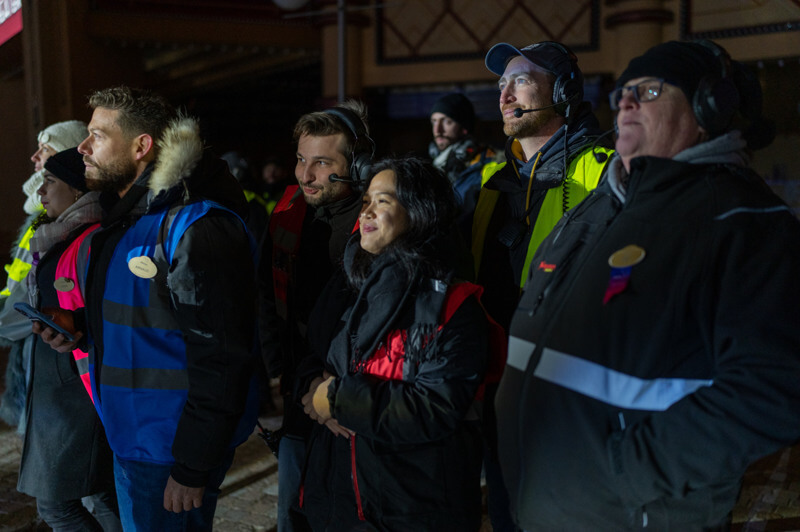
[604,0,675,77]
[318,1,369,101]
[21,0,75,139]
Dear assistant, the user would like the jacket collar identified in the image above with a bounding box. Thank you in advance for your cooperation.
[607,130,750,204]
[148,117,203,197]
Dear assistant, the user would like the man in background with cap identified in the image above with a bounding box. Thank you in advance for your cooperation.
[472,40,612,532]
[428,92,495,215]
[496,40,800,530]
[0,120,87,429]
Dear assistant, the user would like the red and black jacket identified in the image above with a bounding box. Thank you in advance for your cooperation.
[298,259,505,532]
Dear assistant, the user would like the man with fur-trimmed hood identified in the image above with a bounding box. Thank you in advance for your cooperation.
[35,86,256,531]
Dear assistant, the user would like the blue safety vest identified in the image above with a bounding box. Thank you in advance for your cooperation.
[90,200,257,464]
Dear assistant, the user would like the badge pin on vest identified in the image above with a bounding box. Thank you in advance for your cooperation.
[128,256,158,279]
[53,277,76,292]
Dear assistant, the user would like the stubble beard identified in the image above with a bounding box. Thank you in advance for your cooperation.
[85,157,139,194]
[503,106,560,139]
[301,180,351,207]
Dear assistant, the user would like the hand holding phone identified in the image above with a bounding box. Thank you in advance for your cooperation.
[14,302,76,342]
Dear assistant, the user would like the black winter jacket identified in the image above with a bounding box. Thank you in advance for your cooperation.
[83,118,256,486]
[498,145,800,530]
[257,190,361,436]
[298,243,490,531]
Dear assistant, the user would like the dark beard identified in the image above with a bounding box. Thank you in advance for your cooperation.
[85,159,138,194]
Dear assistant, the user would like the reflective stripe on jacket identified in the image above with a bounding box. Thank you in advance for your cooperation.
[1,224,35,297]
[472,146,611,287]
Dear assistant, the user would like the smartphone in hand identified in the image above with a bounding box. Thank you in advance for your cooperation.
[13,302,75,342]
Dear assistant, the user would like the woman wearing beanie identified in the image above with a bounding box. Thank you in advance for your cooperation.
[15,148,121,532]
[0,120,88,432]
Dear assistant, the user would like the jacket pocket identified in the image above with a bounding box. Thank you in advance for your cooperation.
[55,350,80,385]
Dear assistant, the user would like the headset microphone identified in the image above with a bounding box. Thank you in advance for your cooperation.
[512,98,573,118]
[328,173,355,183]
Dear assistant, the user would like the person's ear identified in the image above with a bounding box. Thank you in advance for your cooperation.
[131,133,155,161]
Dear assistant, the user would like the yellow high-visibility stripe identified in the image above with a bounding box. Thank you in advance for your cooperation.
[1,225,36,296]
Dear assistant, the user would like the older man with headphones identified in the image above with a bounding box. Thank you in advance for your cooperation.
[258,101,372,532]
[496,40,800,530]
[471,40,613,532]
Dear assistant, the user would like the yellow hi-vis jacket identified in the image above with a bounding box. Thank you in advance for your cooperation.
[1,224,35,298]
[472,141,612,288]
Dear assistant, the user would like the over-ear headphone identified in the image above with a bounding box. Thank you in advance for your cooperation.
[692,40,741,137]
[324,107,376,185]
[530,41,584,119]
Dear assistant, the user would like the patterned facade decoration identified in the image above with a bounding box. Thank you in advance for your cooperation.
[681,0,800,38]
[376,0,598,64]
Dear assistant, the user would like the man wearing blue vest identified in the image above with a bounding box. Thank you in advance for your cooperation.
[473,41,613,532]
[257,101,368,531]
[34,86,256,531]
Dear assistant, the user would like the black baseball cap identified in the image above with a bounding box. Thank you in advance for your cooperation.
[485,41,577,78]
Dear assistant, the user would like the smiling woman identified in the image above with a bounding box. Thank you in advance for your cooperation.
[358,169,408,255]
[347,157,460,286]
[296,157,505,531]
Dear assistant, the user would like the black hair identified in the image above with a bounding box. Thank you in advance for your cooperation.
[347,156,458,289]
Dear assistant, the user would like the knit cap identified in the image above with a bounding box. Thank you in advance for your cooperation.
[37,120,87,153]
[43,147,88,192]
[430,93,475,133]
[616,41,719,105]
[22,171,45,214]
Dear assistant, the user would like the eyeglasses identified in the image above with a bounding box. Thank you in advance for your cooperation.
[608,79,665,110]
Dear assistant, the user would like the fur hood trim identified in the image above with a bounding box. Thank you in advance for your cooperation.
[149,116,203,195]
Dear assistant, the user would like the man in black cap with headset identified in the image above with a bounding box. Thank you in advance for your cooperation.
[258,101,370,532]
[496,40,800,530]
[428,92,495,215]
[472,40,612,532]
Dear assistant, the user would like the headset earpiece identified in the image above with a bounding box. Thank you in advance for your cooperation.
[553,71,582,119]
[350,151,373,184]
[324,107,375,185]
[533,41,584,120]
[692,41,741,137]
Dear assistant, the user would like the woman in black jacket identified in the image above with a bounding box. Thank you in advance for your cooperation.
[298,157,498,531]
[16,148,121,532]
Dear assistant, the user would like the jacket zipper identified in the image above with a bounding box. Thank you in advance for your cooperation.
[350,433,366,521]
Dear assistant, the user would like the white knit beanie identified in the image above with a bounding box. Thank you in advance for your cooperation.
[37,120,88,153]
[22,170,45,215]
[26,120,88,214]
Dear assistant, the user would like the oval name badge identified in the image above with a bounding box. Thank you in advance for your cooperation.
[128,256,158,279]
[608,245,646,268]
[53,277,75,292]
